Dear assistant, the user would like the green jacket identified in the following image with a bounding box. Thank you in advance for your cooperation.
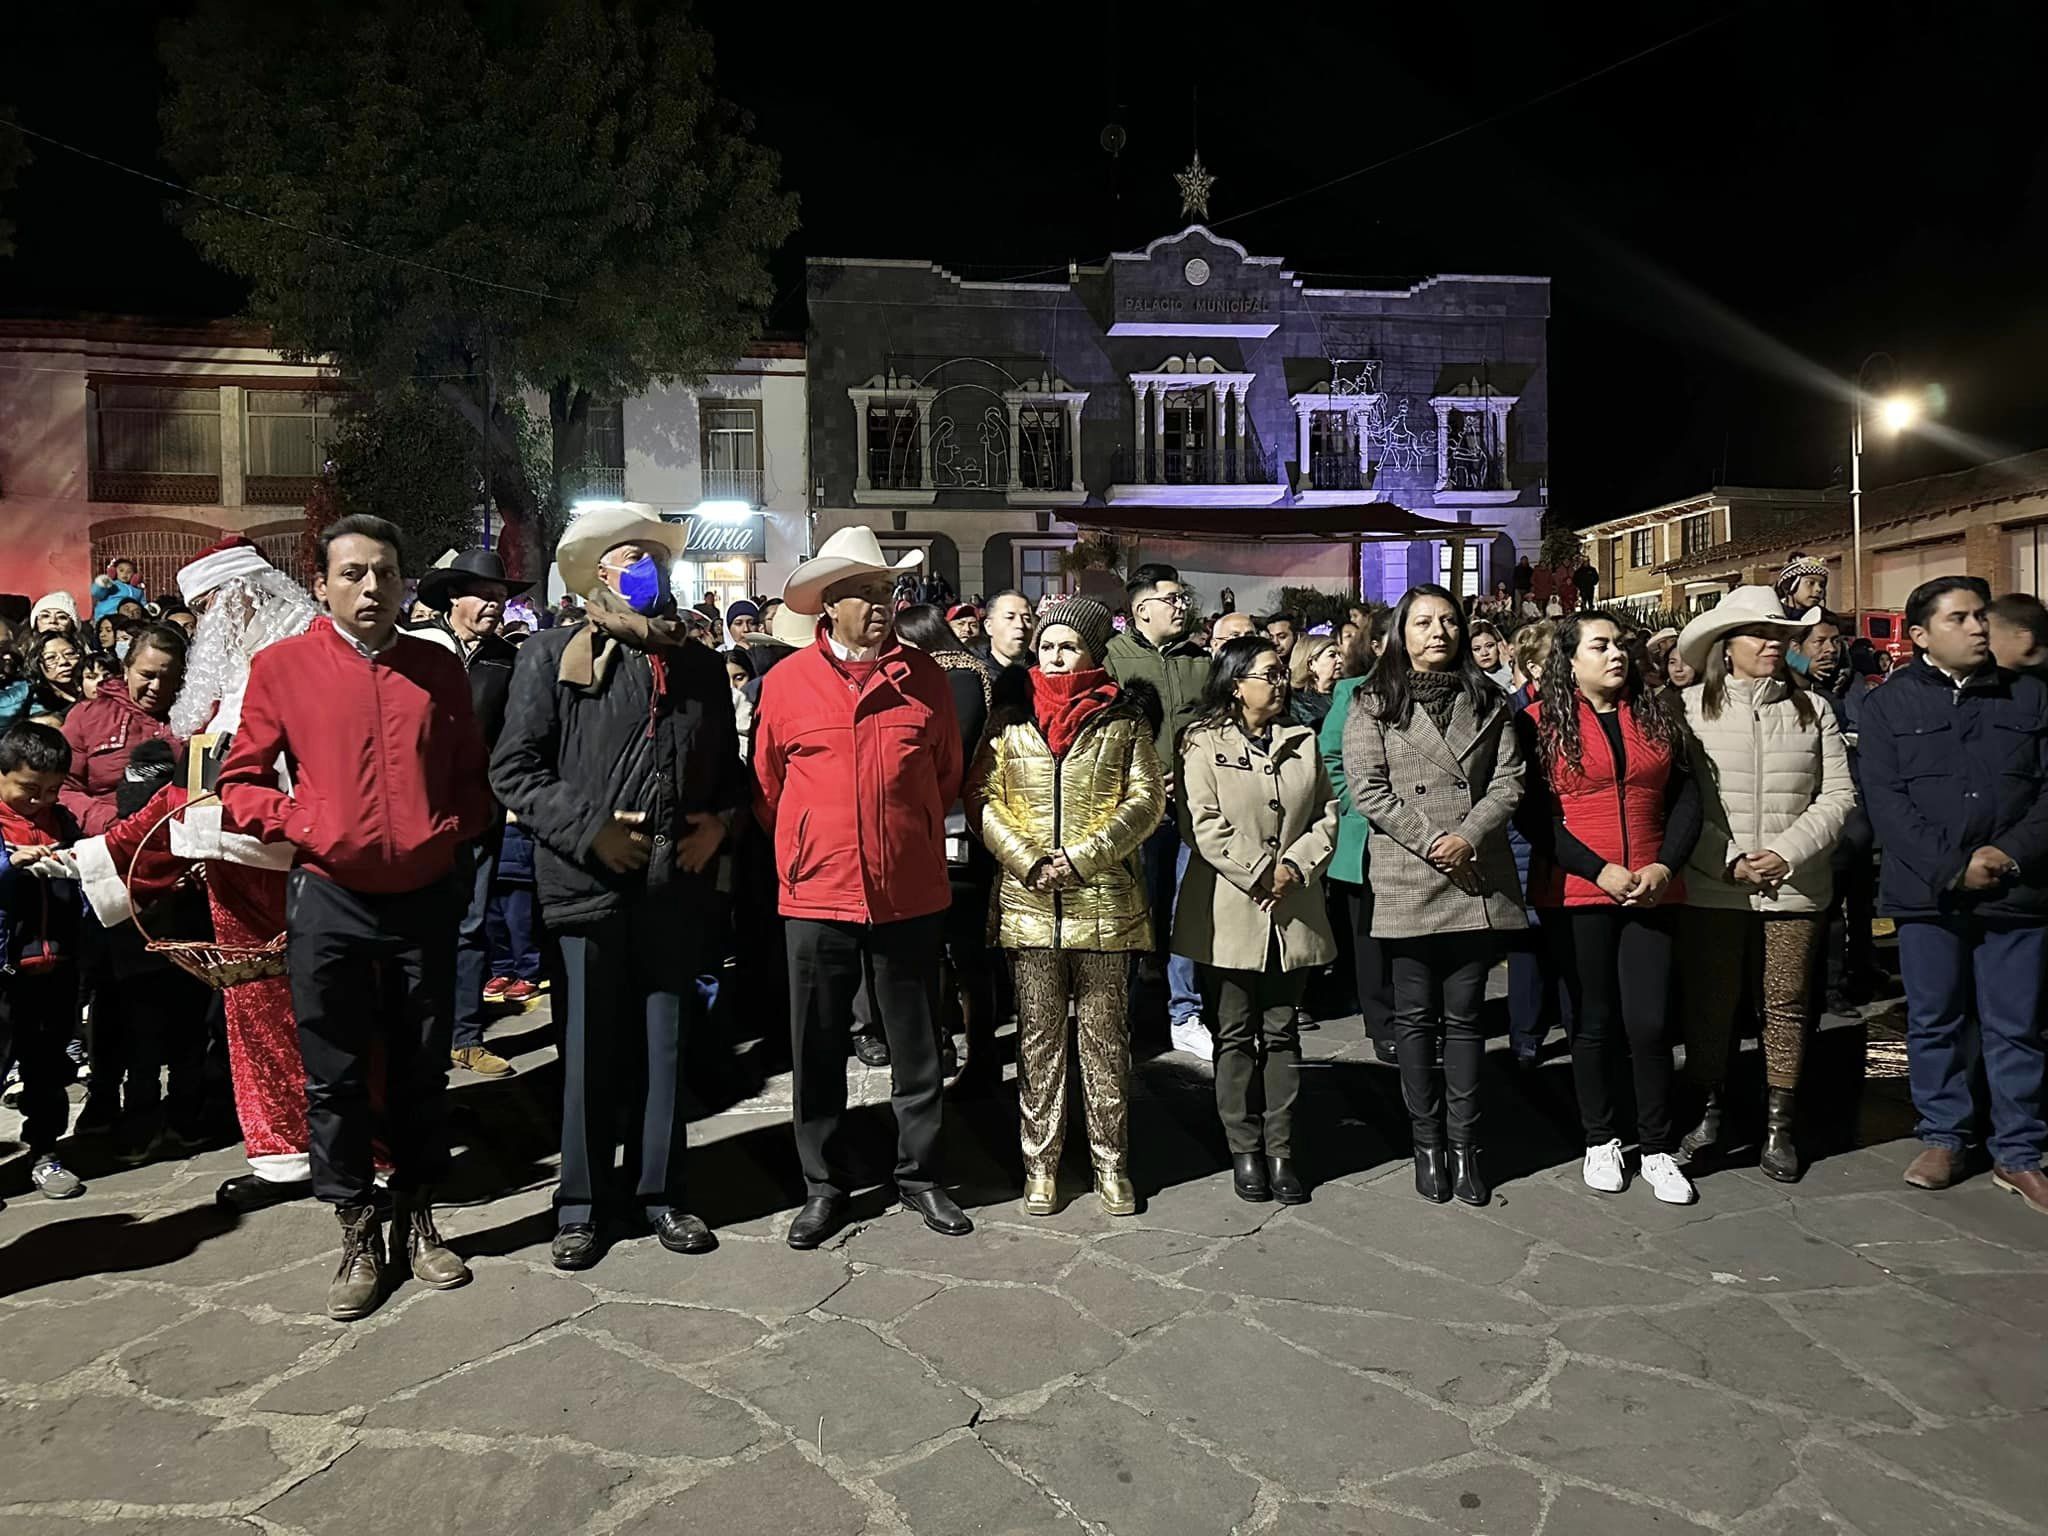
[1318,675,1369,886]
[1105,628,1209,768]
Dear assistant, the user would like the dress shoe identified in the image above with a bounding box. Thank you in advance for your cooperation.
[1232,1151,1272,1203]
[327,1202,386,1321]
[451,1045,515,1077]
[852,1033,891,1067]
[903,1187,974,1236]
[1094,1167,1138,1217]
[656,1212,717,1254]
[1449,1144,1490,1207]
[551,1223,600,1270]
[1678,1088,1723,1163]
[787,1196,847,1250]
[1022,1172,1059,1216]
[1759,1087,1801,1183]
[393,1189,471,1290]
[1371,1036,1399,1065]
[1992,1164,2048,1215]
[1902,1144,1965,1190]
[216,1173,312,1213]
[1412,1144,1451,1204]
[1266,1156,1308,1205]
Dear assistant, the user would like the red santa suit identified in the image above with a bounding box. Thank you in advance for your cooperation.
[72,538,318,1192]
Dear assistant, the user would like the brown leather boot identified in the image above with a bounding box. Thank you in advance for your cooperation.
[1902,1145,1964,1190]
[394,1189,472,1291]
[1992,1164,2048,1215]
[327,1202,386,1321]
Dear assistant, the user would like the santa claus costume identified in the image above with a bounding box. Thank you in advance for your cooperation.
[71,537,321,1211]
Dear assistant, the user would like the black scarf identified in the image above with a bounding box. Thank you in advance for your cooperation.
[1408,668,1462,732]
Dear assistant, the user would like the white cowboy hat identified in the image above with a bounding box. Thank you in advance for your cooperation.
[555,502,679,598]
[1676,585,1819,674]
[782,525,922,614]
[765,602,822,648]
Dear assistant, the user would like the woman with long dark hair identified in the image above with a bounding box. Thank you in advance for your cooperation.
[27,631,87,723]
[1671,587,1854,1182]
[1174,635,1339,1204]
[1517,613,1703,1204]
[1344,585,1525,1206]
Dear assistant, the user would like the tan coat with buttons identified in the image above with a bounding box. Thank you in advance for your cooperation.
[1342,685,1527,940]
[1171,718,1340,973]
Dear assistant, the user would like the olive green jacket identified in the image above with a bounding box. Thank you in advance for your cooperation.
[1105,628,1208,769]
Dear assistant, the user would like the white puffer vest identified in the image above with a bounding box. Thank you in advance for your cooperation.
[1679,676,1857,913]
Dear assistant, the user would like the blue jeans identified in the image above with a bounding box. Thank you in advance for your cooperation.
[485,886,542,982]
[452,841,497,1048]
[1144,820,1202,1024]
[1898,917,2047,1169]
[1505,911,1573,1059]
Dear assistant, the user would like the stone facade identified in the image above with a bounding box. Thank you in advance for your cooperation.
[806,225,1549,610]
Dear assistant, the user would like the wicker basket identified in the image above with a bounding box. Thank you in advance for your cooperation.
[124,793,288,990]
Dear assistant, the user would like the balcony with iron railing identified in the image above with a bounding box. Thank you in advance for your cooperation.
[562,465,628,502]
[1109,443,1274,489]
[701,464,763,506]
[1307,452,1367,492]
[88,470,222,505]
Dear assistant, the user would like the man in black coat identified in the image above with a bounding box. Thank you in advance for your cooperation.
[419,548,529,1077]
[1858,575,2048,1213]
[491,506,746,1269]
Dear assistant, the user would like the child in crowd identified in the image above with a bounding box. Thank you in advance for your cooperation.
[0,722,87,1198]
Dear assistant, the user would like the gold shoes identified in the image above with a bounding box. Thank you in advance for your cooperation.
[1094,1168,1138,1217]
[1022,1173,1059,1216]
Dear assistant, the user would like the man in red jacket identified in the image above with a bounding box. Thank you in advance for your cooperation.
[219,514,493,1320]
[753,526,969,1249]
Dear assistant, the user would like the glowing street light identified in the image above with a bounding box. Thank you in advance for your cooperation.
[1850,356,1924,630]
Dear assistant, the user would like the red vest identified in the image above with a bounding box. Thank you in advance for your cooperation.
[1523,696,1685,908]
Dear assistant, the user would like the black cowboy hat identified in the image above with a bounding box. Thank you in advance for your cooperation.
[416,547,533,611]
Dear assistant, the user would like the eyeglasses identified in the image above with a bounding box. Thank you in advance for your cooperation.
[1243,669,1290,686]
[1141,592,1190,608]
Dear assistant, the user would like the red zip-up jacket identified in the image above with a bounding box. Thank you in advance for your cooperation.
[220,620,493,895]
[59,678,182,836]
[752,632,962,924]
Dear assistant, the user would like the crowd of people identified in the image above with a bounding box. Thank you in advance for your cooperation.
[2,518,2044,1324]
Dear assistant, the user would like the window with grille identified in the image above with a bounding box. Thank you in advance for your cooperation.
[244,391,338,479]
[1631,530,1655,567]
[89,384,222,503]
[1309,409,1362,490]
[866,402,922,488]
[1015,544,1069,603]
[1436,542,1482,598]
[1681,513,1713,554]
[585,400,626,469]
[1016,405,1069,490]
[700,400,762,503]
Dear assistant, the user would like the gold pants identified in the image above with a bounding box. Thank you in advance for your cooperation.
[1678,908,1821,1091]
[1010,949,1131,1181]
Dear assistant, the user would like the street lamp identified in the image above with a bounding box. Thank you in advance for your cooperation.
[1851,353,1921,631]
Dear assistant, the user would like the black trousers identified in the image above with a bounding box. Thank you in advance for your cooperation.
[110,967,211,1138]
[788,913,944,1198]
[1,967,75,1152]
[1386,933,1492,1145]
[1548,906,1677,1153]
[556,899,699,1226]
[286,867,463,1206]
[1823,807,1877,1001]
[1201,944,1307,1156]
[1342,883,1396,1040]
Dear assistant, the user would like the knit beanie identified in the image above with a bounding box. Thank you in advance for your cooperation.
[1777,553,1827,600]
[725,599,761,625]
[1033,596,1113,666]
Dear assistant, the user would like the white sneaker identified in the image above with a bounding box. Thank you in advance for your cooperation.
[1582,1139,1627,1194]
[1169,1018,1214,1062]
[1640,1152,1698,1205]
[32,1154,84,1200]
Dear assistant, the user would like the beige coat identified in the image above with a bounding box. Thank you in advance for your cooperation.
[1172,718,1339,973]
[1342,685,1527,940]
[1679,677,1855,913]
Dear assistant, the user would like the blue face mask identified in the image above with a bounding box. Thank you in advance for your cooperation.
[617,556,667,617]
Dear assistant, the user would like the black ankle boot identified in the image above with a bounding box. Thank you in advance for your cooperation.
[1678,1088,1723,1163]
[1759,1087,1801,1183]
[1232,1151,1272,1203]
[1449,1144,1489,1206]
[1412,1144,1450,1204]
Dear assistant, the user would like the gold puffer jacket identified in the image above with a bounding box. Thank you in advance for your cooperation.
[965,675,1165,952]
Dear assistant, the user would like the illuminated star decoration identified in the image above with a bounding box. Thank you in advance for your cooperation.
[1175,155,1216,221]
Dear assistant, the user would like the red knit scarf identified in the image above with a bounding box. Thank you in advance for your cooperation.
[1031,667,1119,757]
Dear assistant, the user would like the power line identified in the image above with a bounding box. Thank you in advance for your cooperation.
[1211,9,1741,233]
[0,117,562,303]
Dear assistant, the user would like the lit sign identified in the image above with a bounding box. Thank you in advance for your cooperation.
[682,514,766,559]
[1120,294,1271,316]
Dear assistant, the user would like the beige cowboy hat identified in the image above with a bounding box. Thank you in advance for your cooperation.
[782,525,922,614]
[1676,585,1819,674]
[555,502,679,598]
[765,601,822,648]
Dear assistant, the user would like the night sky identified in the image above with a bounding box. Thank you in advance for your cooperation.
[7,1,2046,518]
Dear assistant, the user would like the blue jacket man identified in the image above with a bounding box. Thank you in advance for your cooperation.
[1857,575,2048,1213]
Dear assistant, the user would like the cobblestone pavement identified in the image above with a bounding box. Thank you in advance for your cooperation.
[2,999,2045,1536]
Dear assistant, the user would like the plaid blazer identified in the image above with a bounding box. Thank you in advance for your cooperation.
[1341,684,1527,940]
